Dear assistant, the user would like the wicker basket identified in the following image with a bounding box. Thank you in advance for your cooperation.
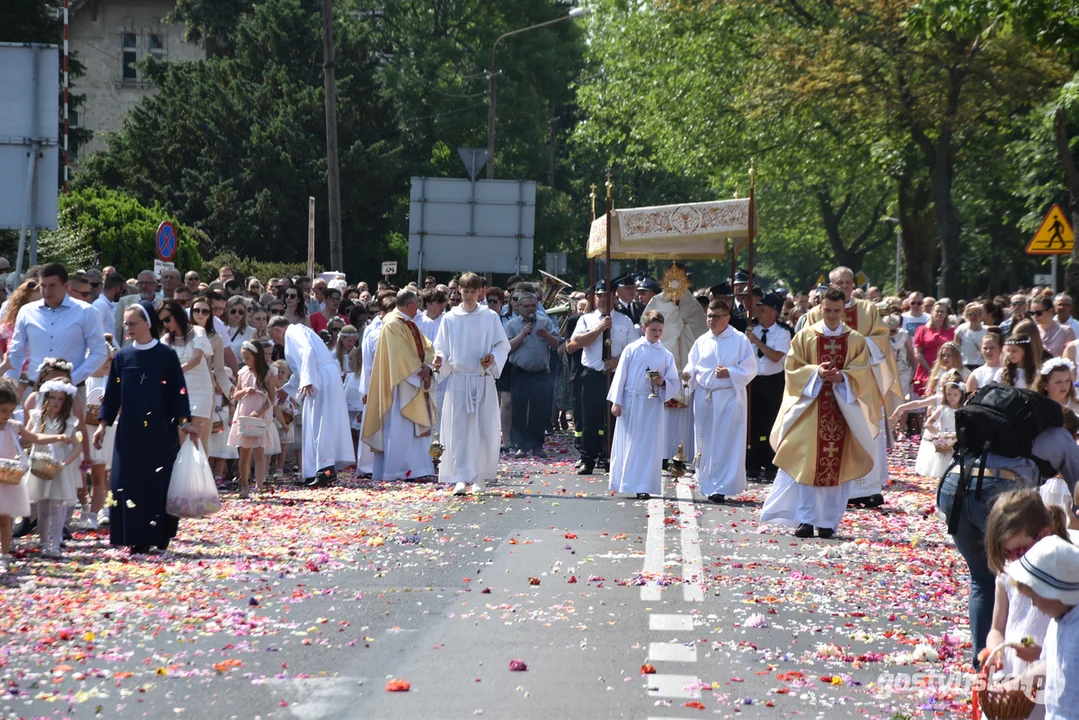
[85,403,100,426]
[29,452,62,480]
[0,458,24,486]
[236,415,268,437]
[211,407,226,433]
[973,643,1038,720]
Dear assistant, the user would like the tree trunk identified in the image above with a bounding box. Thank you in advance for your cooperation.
[1056,108,1079,300]
[897,171,935,294]
[928,130,963,300]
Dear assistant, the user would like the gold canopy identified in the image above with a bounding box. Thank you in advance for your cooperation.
[586,198,754,260]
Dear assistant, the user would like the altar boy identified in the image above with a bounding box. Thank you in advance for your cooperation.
[608,311,680,500]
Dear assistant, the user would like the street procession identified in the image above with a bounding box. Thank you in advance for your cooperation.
[5,1,1079,718]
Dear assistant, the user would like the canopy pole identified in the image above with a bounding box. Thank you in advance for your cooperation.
[588,183,597,311]
[746,164,757,450]
[604,172,614,460]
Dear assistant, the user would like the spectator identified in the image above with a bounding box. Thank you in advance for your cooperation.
[174,286,193,310]
[1002,334,1037,389]
[85,268,103,302]
[901,292,929,336]
[93,272,125,338]
[218,266,234,285]
[885,314,915,401]
[1056,293,1079,338]
[485,287,505,317]
[424,276,437,289]
[246,277,263,299]
[67,273,91,303]
[224,295,256,361]
[282,285,310,327]
[967,328,1006,393]
[912,301,954,397]
[160,268,181,300]
[1033,295,1075,357]
[0,281,41,384]
[1000,293,1029,335]
[113,270,159,345]
[310,288,342,334]
[158,299,214,451]
[954,302,987,370]
[184,271,201,293]
[505,293,559,457]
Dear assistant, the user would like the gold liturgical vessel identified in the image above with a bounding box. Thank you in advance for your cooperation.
[428,433,444,469]
[668,442,688,478]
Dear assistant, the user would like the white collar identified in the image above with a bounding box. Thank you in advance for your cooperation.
[133,339,159,350]
[710,326,732,340]
[845,298,855,309]
[450,304,483,317]
[822,322,846,337]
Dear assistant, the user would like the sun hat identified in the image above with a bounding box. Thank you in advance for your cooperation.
[1006,535,1079,605]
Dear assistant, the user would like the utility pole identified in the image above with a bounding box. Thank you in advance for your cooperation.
[322,0,343,271]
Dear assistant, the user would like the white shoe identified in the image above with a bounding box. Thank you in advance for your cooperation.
[81,515,99,530]
[0,554,11,573]
[452,482,468,496]
[97,509,110,526]
[470,479,486,494]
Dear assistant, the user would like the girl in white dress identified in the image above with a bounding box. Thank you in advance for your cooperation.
[966,328,1005,394]
[159,299,214,450]
[338,326,364,453]
[913,371,964,479]
[981,490,1073,714]
[24,380,83,559]
[1033,357,1079,414]
[82,337,117,529]
[227,342,275,497]
[0,380,72,572]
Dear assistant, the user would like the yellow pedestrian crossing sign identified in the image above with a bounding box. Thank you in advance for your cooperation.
[1026,204,1073,255]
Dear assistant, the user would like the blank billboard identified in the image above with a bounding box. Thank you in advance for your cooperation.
[408,177,536,275]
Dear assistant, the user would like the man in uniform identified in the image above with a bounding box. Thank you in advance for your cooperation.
[746,292,793,482]
[636,278,660,308]
[612,275,644,326]
[566,281,637,474]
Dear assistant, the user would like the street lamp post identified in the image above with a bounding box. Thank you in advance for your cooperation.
[487,7,587,180]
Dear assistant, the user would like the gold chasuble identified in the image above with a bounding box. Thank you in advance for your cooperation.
[362,312,436,451]
[770,323,879,487]
[802,299,902,415]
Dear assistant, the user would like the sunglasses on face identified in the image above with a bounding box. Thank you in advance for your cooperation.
[911,301,923,306]
[192,307,210,315]
[230,308,246,315]
[1034,309,1047,316]
[286,293,298,299]
[89,282,101,288]
[159,314,174,323]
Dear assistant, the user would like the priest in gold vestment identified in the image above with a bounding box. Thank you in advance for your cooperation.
[760,289,879,538]
[796,266,901,505]
[362,288,436,481]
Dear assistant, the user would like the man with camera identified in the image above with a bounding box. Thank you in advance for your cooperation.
[504,293,560,457]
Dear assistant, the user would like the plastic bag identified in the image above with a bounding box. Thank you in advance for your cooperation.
[1040,476,1072,516]
[166,440,221,518]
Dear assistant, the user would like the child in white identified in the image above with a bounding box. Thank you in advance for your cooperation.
[913,371,964,479]
[0,379,72,572]
[608,311,680,499]
[24,380,83,558]
[83,338,117,529]
[1006,535,1079,720]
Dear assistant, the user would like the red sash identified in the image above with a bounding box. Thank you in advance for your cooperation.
[403,317,425,363]
[843,305,859,332]
[813,331,849,487]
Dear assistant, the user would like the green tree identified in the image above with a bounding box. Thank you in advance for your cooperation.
[44,187,204,278]
[76,0,401,281]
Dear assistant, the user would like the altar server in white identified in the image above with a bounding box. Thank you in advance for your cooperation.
[608,311,680,499]
[434,272,510,496]
[683,299,758,504]
[269,317,355,486]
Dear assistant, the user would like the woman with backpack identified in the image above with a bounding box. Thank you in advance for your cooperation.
[936,385,1079,667]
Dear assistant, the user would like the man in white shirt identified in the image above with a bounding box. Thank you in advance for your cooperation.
[954,302,986,370]
[901,292,930,336]
[747,293,793,482]
[92,272,125,338]
[5,262,107,389]
[1055,293,1079,339]
[566,281,637,474]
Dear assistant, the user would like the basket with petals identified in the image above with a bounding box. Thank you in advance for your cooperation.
[0,457,25,485]
[29,451,62,480]
[932,432,956,453]
[85,403,101,426]
[972,643,1038,720]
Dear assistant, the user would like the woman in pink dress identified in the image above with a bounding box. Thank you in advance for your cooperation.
[227,341,275,497]
[912,302,955,398]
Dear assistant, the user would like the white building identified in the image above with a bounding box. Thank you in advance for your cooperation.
[69,0,204,158]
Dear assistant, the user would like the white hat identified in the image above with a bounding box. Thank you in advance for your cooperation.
[1007,535,1079,605]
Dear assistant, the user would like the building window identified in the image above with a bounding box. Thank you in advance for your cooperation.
[121,32,138,80]
[148,32,166,62]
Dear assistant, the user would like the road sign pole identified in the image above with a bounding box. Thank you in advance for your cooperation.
[1053,255,1059,293]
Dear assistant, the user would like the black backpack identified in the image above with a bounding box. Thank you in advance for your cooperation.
[943,384,1063,533]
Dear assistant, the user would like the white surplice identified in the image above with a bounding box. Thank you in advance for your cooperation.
[356,316,383,475]
[369,310,435,482]
[685,326,758,497]
[280,324,356,478]
[759,322,867,530]
[849,298,889,498]
[434,305,510,486]
[418,311,447,432]
[607,337,680,495]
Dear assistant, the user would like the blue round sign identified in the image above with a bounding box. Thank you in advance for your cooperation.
[156,221,177,262]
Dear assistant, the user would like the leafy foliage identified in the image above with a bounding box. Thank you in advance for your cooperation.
[201,251,317,286]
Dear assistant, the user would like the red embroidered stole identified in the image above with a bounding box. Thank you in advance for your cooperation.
[813,331,850,487]
[403,317,425,363]
[843,305,859,332]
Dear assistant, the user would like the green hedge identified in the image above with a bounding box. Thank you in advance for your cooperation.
[202,252,322,285]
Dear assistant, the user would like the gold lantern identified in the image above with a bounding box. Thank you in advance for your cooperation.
[429,432,444,469]
[668,442,688,479]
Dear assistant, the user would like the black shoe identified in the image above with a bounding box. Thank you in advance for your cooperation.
[794,523,814,538]
[817,527,835,539]
[579,461,595,475]
[708,493,726,504]
[864,493,884,508]
[62,526,73,545]
[662,459,669,471]
[12,517,36,538]
[294,476,311,486]
[636,493,650,500]
[130,545,150,555]
[311,469,337,488]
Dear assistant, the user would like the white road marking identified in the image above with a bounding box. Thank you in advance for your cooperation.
[641,496,665,601]
[648,641,698,663]
[675,481,703,602]
[645,673,702,699]
[649,614,693,631]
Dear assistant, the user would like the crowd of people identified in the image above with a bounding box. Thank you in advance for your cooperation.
[1,256,1078,716]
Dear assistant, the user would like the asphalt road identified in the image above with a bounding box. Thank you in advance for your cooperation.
[0,435,975,719]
